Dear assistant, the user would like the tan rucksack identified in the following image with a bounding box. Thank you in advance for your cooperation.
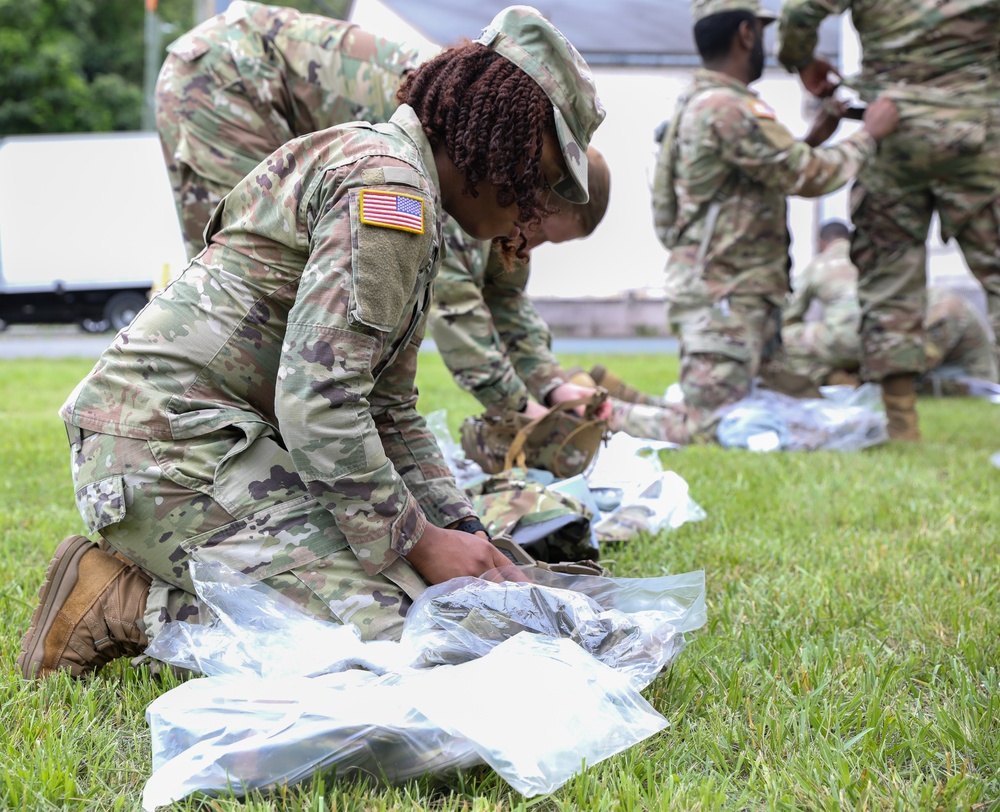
[460,391,610,480]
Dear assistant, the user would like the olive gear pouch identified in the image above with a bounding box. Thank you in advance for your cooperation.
[459,391,611,480]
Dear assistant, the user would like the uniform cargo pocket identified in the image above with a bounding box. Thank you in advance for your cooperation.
[74,476,126,535]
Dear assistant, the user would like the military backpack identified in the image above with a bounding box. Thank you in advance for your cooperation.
[460,390,610,480]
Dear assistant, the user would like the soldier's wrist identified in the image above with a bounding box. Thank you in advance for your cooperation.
[454,517,490,539]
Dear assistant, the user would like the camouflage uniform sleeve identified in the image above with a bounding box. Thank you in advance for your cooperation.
[776,0,851,72]
[783,258,816,325]
[276,164,435,576]
[483,254,569,405]
[368,320,477,528]
[428,224,532,412]
[715,96,876,198]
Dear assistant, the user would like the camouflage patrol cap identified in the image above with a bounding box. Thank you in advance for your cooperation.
[475,5,605,204]
[691,0,778,24]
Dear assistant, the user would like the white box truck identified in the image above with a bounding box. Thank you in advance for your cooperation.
[0,132,188,331]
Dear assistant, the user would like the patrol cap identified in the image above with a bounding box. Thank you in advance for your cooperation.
[475,6,605,204]
[691,0,778,24]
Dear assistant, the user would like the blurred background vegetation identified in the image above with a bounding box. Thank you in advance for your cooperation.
[0,0,354,136]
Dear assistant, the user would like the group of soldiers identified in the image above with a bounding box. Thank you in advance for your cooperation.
[653,0,999,444]
[17,0,1000,682]
[156,0,1000,448]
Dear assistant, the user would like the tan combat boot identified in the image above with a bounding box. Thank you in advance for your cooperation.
[588,364,662,406]
[881,374,921,442]
[18,535,151,679]
[823,369,862,388]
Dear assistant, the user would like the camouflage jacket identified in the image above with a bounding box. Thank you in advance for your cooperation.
[652,69,876,307]
[61,105,475,576]
[163,0,422,173]
[428,226,568,412]
[777,0,1000,105]
[926,287,1000,381]
[784,238,860,335]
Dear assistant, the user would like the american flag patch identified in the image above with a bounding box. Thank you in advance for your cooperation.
[360,190,424,234]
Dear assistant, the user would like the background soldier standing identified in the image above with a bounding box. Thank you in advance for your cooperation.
[777,0,1000,441]
[649,0,897,443]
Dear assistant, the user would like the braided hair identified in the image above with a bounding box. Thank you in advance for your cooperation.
[399,42,557,264]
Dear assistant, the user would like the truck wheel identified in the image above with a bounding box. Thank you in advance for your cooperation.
[103,292,148,331]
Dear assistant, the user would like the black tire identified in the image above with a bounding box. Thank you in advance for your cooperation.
[103,291,148,331]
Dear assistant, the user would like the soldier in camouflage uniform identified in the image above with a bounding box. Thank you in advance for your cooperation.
[647,0,898,444]
[429,147,615,420]
[782,220,862,385]
[921,287,1000,391]
[430,152,742,449]
[155,1,423,259]
[18,6,606,680]
[783,245,999,390]
[776,0,1000,441]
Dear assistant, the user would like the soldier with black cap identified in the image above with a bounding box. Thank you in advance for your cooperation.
[643,0,898,444]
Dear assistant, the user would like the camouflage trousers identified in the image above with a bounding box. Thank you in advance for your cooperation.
[924,293,999,382]
[155,51,292,259]
[609,295,776,444]
[67,424,424,649]
[851,101,1000,381]
[782,321,861,384]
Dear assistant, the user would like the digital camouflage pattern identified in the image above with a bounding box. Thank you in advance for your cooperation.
[470,471,597,563]
[428,225,570,413]
[649,69,875,440]
[155,0,422,258]
[607,295,780,444]
[777,0,1000,381]
[782,237,862,383]
[60,107,475,645]
[652,69,876,308]
[690,0,777,21]
[924,287,999,384]
[474,5,606,204]
[780,247,997,388]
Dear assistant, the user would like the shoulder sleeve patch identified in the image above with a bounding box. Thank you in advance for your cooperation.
[360,189,424,234]
[350,188,433,332]
[750,99,777,119]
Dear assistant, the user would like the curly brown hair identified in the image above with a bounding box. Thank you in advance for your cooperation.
[398,42,557,264]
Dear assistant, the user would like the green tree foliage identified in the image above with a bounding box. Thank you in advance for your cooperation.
[0,0,355,137]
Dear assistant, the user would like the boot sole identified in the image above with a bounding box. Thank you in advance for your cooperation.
[17,535,96,679]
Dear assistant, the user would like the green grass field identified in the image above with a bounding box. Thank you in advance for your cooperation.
[1,352,998,811]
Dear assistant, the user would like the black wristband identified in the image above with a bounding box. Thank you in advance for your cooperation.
[455,517,490,539]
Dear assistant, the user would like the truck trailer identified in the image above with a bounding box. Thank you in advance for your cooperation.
[0,132,187,332]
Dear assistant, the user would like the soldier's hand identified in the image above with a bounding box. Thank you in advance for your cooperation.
[861,96,899,142]
[548,382,613,420]
[804,99,847,147]
[405,523,515,584]
[798,58,840,98]
[522,399,549,419]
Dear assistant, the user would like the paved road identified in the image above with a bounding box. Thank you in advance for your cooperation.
[0,325,678,360]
